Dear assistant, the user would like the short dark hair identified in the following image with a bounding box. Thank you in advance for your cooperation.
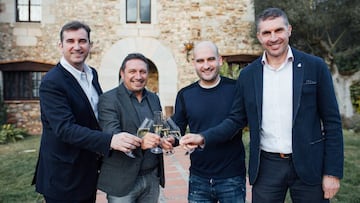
[256,8,289,31]
[120,53,149,72]
[60,20,91,42]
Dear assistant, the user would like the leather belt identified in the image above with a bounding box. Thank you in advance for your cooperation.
[262,150,292,159]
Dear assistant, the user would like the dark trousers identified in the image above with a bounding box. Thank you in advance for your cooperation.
[252,151,329,203]
[44,194,96,203]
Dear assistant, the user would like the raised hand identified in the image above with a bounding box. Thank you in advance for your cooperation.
[141,132,161,150]
[179,133,204,155]
[110,132,142,155]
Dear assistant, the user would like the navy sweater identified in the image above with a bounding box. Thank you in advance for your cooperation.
[173,76,245,179]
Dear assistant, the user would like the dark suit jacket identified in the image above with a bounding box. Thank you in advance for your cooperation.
[97,83,165,197]
[33,63,113,200]
[202,48,344,185]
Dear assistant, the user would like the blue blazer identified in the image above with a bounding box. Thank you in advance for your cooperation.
[33,63,113,200]
[203,48,343,185]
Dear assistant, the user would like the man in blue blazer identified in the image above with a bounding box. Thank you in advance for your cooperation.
[32,21,141,203]
[180,8,343,203]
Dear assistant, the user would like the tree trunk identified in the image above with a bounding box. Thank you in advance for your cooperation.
[331,63,360,119]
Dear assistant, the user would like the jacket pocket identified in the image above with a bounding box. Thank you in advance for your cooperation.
[310,137,325,145]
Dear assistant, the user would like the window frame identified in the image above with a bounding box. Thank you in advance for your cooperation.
[16,0,42,23]
[0,61,52,101]
[3,71,46,100]
[126,0,151,24]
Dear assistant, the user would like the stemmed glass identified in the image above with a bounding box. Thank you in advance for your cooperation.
[166,117,194,155]
[123,130,136,158]
[125,117,154,158]
[161,119,173,155]
[137,117,154,138]
[151,111,163,154]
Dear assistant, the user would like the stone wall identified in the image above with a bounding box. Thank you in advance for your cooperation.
[5,101,42,135]
[0,0,262,134]
[0,0,261,83]
[157,0,261,87]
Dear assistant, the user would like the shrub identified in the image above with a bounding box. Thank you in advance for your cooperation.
[220,61,241,79]
[0,124,29,144]
[350,81,360,113]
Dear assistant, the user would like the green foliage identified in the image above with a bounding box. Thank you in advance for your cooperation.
[0,124,28,144]
[0,96,29,145]
[219,61,241,79]
[335,47,360,75]
[350,81,360,113]
[355,100,360,114]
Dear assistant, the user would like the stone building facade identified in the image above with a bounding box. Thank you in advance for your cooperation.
[0,0,261,134]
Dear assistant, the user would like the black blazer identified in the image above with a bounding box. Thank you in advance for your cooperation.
[202,48,344,185]
[97,84,165,197]
[33,63,113,200]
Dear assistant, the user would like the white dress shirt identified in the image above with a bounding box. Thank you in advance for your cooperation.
[260,47,294,154]
[60,57,99,119]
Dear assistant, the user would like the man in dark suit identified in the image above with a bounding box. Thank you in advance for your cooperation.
[32,21,141,203]
[180,8,343,203]
[97,53,173,203]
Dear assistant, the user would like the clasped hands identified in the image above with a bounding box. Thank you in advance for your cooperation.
[110,132,174,153]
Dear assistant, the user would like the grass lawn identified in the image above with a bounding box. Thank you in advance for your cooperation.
[334,130,360,203]
[0,135,43,203]
[0,131,359,202]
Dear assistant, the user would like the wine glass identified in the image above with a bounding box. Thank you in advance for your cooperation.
[166,117,194,155]
[120,129,137,158]
[125,118,154,158]
[137,117,154,138]
[161,120,173,155]
[151,111,163,154]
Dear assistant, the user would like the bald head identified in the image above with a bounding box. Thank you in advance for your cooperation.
[193,41,219,59]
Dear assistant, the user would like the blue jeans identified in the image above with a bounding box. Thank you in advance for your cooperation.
[188,174,246,203]
[107,168,160,203]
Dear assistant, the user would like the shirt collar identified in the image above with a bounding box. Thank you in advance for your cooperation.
[198,76,221,89]
[60,57,92,81]
[122,83,148,99]
[261,45,294,66]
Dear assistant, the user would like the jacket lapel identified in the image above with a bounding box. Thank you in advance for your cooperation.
[90,67,103,95]
[292,49,304,125]
[60,64,90,103]
[253,60,264,125]
[116,84,141,126]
